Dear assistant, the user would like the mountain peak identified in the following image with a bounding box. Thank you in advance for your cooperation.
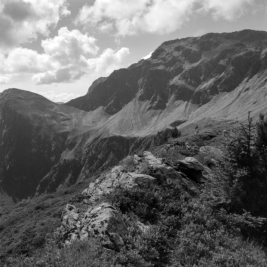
[67,29,267,114]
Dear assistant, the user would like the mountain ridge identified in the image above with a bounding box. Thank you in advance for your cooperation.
[1,29,267,201]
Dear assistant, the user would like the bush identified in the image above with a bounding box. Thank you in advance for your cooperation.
[6,238,117,267]
[105,180,183,266]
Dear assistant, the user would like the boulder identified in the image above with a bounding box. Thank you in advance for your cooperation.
[80,203,128,249]
[57,202,128,249]
[143,151,165,168]
[179,157,204,171]
[176,157,204,183]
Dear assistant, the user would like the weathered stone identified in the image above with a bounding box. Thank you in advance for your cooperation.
[58,202,128,249]
[80,203,127,249]
[82,165,156,202]
[176,157,204,183]
[143,151,165,168]
[61,204,79,230]
[178,157,204,171]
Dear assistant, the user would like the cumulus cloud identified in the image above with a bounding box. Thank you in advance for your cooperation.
[87,47,130,76]
[0,27,130,84]
[202,0,254,20]
[76,0,255,36]
[0,0,70,50]
[4,47,51,73]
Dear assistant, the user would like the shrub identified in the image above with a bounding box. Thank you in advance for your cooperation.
[121,156,136,172]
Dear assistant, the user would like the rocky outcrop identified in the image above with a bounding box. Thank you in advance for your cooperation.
[57,151,201,247]
[82,166,157,202]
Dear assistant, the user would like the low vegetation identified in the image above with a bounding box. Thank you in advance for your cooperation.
[4,114,267,266]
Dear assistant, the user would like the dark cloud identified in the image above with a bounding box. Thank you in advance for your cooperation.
[0,16,15,47]
[3,1,35,21]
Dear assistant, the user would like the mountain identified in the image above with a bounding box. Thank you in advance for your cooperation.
[1,29,267,202]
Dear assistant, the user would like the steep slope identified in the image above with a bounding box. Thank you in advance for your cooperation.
[0,89,86,200]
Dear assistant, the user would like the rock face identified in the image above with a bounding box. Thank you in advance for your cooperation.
[1,30,267,201]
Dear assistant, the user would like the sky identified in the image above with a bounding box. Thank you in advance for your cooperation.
[0,0,267,103]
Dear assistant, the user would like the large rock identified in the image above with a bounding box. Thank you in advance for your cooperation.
[141,152,199,194]
[178,157,204,171]
[82,165,156,202]
[143,151,165,168]
[80,203,128,249]
[176,157,204,182]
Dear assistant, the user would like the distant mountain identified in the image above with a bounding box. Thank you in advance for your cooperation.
[1,29,267,201]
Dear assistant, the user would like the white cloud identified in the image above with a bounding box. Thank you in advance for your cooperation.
[0,27,130,84]
[42,27,99,64]
[77,0,255,36]
[98,22,114,33]
[0,0,70,50]
[0,74,11,84]
[88,47,130,76]
[4,47,51,73]
[202,0,254,20]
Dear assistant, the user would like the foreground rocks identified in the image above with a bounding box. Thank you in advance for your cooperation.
[57,151,205,247]
[58,202,128,249]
